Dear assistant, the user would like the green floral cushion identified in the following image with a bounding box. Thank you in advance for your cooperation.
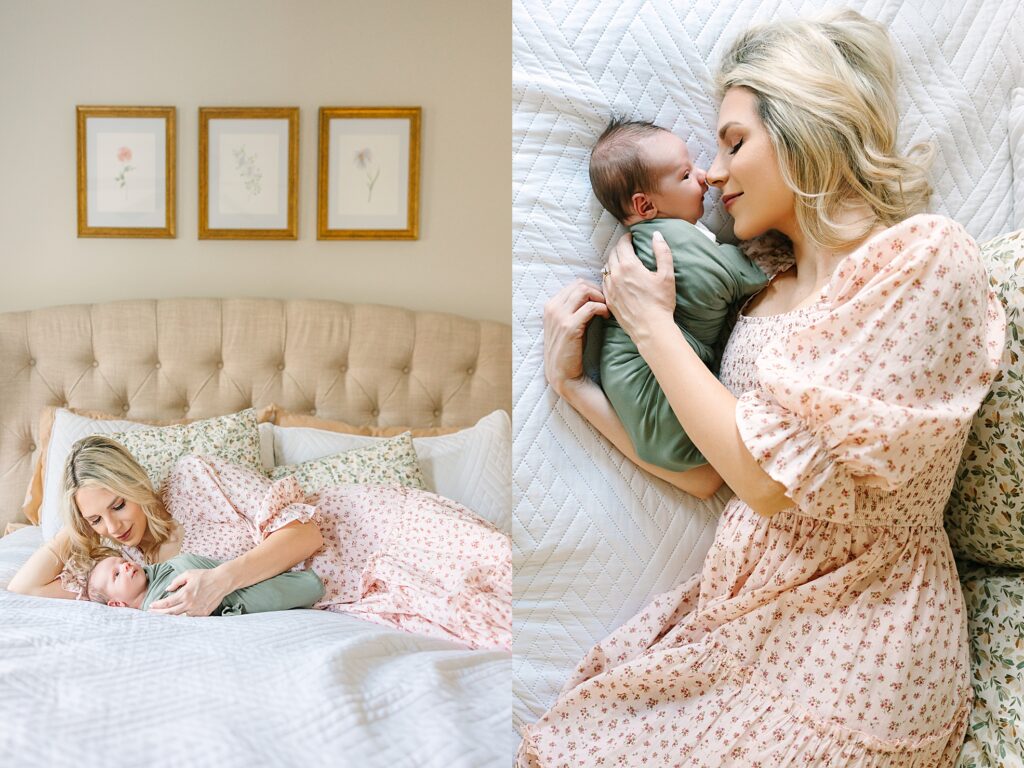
[269,431,426,494]
[956,562,1024,767]
[945,229,1024,567]
[109,409,262,493]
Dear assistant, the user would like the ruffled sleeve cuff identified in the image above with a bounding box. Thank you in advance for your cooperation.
[255,474,322,540]
[58,563,87,600]
[736,389,857,524]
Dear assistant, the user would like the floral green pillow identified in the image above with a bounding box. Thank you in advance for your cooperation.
[956,562,1024,767]
[269,431,426,494]
[945,229,1024,567]
[109,409,262,493]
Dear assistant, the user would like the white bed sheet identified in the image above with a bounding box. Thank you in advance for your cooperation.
[0,526,511,768]
[512,0,1024,737]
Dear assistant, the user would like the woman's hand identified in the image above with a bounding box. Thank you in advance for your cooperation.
[543,278,609,398]
[603,231,676,344]
[148,567,232,617]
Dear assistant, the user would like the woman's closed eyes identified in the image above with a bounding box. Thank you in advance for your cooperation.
[88,497,126,526]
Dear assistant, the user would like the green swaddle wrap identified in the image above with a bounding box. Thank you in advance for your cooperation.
[583,218,768,471]
[140,554,325,615]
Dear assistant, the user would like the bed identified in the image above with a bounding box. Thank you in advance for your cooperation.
[512,0,1024,759]
[0,298,512,767]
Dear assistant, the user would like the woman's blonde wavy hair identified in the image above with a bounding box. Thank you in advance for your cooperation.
[715,9,933,250]
[61,435,175,582]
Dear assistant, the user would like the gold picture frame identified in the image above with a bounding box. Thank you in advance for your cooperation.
[199,107,299,240]
[318,106,420,240]
[76,106,176,238]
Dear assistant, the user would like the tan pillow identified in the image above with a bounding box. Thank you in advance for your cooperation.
[21,405,275,525]
[271,405,462,437]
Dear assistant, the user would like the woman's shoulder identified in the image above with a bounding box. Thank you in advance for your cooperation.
[874,213,976,255]
[164,453,270,504]
[832,213,982,296]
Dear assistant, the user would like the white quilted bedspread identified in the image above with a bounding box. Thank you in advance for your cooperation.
[0,527,510,768]
[512,0,1024,736]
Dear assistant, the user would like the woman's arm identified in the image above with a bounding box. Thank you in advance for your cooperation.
[604,232,791,516]
[560,376,724,498]
[148,519,323,616]
[214,520,323,594]
[544,279,724,500]
[6,528,80,600]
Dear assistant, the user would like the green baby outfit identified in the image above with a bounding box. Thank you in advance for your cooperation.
[584,218,768,471]
[140,554,325,615]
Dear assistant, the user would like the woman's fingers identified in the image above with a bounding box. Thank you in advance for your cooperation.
[573,299,610,324]
[601,229,677,335]
[545,280,605,334]
[147,573,193,613]
[607,232,634,271]
[148,593,186,613]
[547,286,607,338]
[543,278,610,396]
[651,230,674,277]
[549,278,604,311]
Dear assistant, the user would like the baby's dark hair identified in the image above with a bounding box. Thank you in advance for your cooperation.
[589,118,670,224]
[82,550,122,605]
[84,563,109,605]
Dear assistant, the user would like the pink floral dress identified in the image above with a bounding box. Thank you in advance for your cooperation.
[65,456,511,650]
[517,214,1006,767]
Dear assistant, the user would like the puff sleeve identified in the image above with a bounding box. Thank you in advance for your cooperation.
[164,455,320,557]
[736,215,1005,524]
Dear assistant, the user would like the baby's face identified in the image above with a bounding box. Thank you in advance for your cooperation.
[88,556,147,607]
[639,131,708,223]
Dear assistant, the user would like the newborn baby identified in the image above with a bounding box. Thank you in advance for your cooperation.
[86,554,325,615]
[585,118,768,471]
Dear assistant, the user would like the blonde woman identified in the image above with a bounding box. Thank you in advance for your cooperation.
[9,436,511,650]
[521,10,1004,767]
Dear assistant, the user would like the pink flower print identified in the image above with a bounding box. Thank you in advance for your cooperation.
[114,146,135,192]
[353,147,380,203]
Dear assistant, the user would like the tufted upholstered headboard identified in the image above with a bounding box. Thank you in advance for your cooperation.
[0,298,512,533]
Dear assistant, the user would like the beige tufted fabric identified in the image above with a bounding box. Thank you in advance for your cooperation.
[0,298,511,533]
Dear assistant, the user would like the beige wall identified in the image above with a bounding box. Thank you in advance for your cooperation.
[0,0,510,324]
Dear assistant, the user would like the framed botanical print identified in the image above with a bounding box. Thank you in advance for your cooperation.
[318,107,421,240]
[199,107,299,239]
[76,106,176,238]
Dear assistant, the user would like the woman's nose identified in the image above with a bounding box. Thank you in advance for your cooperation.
[706,158,726,188]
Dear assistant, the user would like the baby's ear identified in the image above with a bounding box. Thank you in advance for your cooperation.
[107,600,127,608]
[630,192,657,220]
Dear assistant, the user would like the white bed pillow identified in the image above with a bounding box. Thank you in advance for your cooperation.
[273,410,511,532]
[40,409,273,542]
